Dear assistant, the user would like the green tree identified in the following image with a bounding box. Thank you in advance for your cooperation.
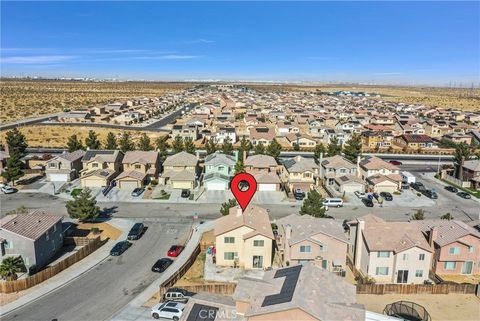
[220,198,238,216]
[454,142,472,178]
[1,152,24,184]
[343,134,362,163]
[327,137,342,157]
[234,159,245,174]
[293,142,300,151]
[254,142,265,155]
[0,256,25,281]
[5,128,28,158]
[299,189,326,218]
[221,136,234,155]
[119,132,135,152]
[313,143,326,164]
[105,132,117,150]
[411,209,425,220]
[67,134,84,152]
[239,136,252,159]
[441,212,454,220]
[205,137,218,155]
[85,130,101,150]
[137,133,153,151]
[184,137,196,155]
[266,138,282,159]
[155,136,170,162]
[66,188,100,222]
[172,135,184,154]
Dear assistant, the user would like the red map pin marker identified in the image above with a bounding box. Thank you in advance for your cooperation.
[230,172,257,211]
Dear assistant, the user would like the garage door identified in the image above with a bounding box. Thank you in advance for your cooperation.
[48,173,69,182]
[375,185,397,193]
[81,178,105,188]
[119,180,139,189]
[258,184,277,191]
[206,182,227,190]
[172,181,193,189]
[343,184,363,193]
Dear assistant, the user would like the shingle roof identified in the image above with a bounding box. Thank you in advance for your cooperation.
[1,211,63,241]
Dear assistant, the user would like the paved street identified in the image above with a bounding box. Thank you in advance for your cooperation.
[1,221,190,321]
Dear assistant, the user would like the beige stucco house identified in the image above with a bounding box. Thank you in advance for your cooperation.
[280,156,319,192]
[116,151,160,189]
[214,205,274,269]
[79,150,123,188]
[358,156,401,192]
[46,150,85,182]
[160,151,198,189]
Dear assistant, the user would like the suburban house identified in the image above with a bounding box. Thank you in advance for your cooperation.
[160,151,198,189]
[285,133,317,148]
[214,205,274,269]
[333,175,366,195]
[459,159,480,190]
[203,152,236,190]
[414,220,480,276]
[214,127,237,144]
[0,211,64,271]
[45,150,85,182]
[281,155,319,192]
[249,127,276,146]
[79,150,123,188]
[171,124,199,141]
[350,215,433,284]
[395,134,436,149]
[277,214,349,274]
[319,155,357,186]
[116,151,160,189]
[252,171,282,191]
[244,155,283,191]
[358,156,401,192]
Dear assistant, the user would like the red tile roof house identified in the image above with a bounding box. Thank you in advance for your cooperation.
[116,151,160,189]
[395,134,436,149]
[413,220,480,276]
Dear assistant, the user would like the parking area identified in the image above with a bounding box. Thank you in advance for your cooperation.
[344,189,435,208]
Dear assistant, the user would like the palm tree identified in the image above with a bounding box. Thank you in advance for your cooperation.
[0,256,24,280]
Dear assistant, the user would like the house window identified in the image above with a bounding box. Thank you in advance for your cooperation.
[403,254,409,261]
[304,173,311,178]
[224,237,235,244]
[320,244,328,252]
[92,163,99,168]
[419,254,425,261]
[49,163,56,168]
[339,169,346,174]
[444,262,456,270]
[253,240,264,247]
[377,251,390,258]
[5,240,13,249]
[218,166,224,171]
[469,246,475,253]
[449,247,460,255]
[224,252,236,260]
[375,267,389,275]
[300,245,311,253]
[135,165,141,169]
[415,270,423,277]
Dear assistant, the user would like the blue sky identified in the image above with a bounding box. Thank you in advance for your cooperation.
[1,1,479,85]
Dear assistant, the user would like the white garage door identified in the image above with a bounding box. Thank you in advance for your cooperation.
[206,182,227,190]
[258,184,277,191]
[119,180,139,189]
[82,178,105,188]
[375,185,397,193]
[172,181,193,189]
[48,173,69,182]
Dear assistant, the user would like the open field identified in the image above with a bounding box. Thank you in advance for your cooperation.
[0,79,191,123]
[0,125,167,148]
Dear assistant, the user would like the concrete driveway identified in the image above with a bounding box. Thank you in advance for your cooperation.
[253,191,287,205]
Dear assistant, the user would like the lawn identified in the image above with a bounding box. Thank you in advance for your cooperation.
[154,192,171,200]
[435,175,480,199]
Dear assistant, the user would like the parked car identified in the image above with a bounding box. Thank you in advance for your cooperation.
[423,190,438,199]
[1,185,16,194]
[362,198,374,207]
[163,288,194,303]
[342,219,350,232]
[131,187,145,197]
[445,186,458,193]
[167,245,184,257]
[354,191,366,199]
[372,193,380,200]
[152,258,174,273]
[110,240,132,256]
[293,188,306,200]
[457,192,472,199]
[181,189,190,198]
[151,301,185,320]
[322,198,344,208]
[389,160,403,166]
[380,192,393,201]
[127,222,145,240]
[411,182,426,192]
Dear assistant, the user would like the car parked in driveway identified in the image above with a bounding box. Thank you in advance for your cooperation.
[151,301,185,320]
[131,187,145,197]
[423,190,438,199]
[110,240,132,256]
[127,222,145,240]
[380,192,393,201]
[1,185,16,194]
[445,186,458,193]
[362,198,374,207]
[163,288,194,303]
[293,188,305,200]
[181,189,190,198]
[152,258,173,273]
[457,192,472,199]
[411,182,426,192]
[354,191,366,199]
[167,245,184,257]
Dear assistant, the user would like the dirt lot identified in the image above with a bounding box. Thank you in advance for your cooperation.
[73,222,122,241]
[357,293,480,321]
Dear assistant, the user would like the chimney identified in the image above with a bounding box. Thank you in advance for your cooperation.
[196,150,200,160]
[285,224,292,241]
[356,155,361,178]
[354,219,365,269]
[429,227,438,247]
[236,207,242,217]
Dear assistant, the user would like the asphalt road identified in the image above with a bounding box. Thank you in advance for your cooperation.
[1,221,190,321]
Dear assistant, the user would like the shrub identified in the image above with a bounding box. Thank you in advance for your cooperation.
[90,227,101,234]
[150,179,158,186]
[417,193,422,197]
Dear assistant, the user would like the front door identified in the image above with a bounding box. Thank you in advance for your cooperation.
[462,261,473,274]
[253,256,263,269]
[397,270,409,283]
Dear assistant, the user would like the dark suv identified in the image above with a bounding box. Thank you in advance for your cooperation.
[127,223,145,240]
[293,189,306,200]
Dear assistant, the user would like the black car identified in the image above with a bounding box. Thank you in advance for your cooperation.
[379,192,393,201]
[411,182,425,192]
[131,187,145,197]
[372,193,380,200]
[152,258,174,273]
[181,189,191,198]
[110,241,132,256]
[127,222,145,240]
[423,190,438,199]
[293,189,306,200]
[445,186,458,193]
[457,192,472,199]
[362,198,374,207]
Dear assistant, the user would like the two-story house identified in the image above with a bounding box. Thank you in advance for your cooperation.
[116,151,160,189]
[214,127,237,144]
[277,214,349,274]
[319,155,357,186]
[171,124,199,141]
[214,205,274,269]
[460,160,480,190]
[46,150,85,182]
[80,150,123,188]
[280,156,319,192]
[160,151,198,189]
[358,156,401,193]
[203,152,236,190]
[285,133,317,148]
[0,210,64,272]
[245,155,283,191]
[395,134,435,149]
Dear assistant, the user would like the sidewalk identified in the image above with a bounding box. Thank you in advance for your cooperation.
[0,218,133,316]
[110,220,215,321]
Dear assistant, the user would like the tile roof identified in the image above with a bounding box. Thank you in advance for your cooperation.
[122,151,159,165]
[360,156,399,171]
[321,155,356,169]
[82,150,123,163]
[413,219,480,247]
[463,160,480,172]
[57,150,85,162]
[214,205,274,240]
[116,170,147,181]
[282,156,317,173]
[163,151,198,167]
[1,210,63,240]
[204,152,236,166]
[245,155,277,168]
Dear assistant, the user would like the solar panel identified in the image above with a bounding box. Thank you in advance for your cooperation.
[261,265,302,307]
[186,303,219,321]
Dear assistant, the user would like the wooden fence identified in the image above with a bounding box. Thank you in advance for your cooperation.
[0,236,102,293]
[159,283,237,299]
[356,283,478,295]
